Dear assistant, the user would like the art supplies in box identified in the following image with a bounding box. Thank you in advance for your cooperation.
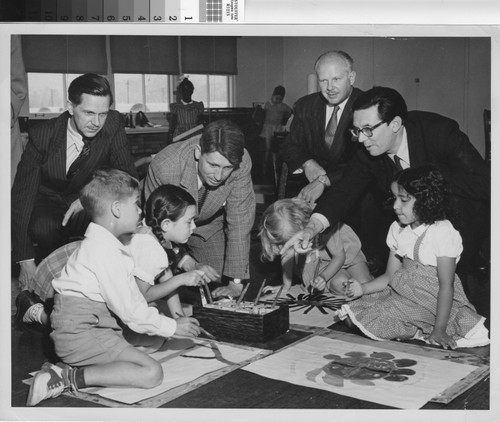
[193,298,289,343]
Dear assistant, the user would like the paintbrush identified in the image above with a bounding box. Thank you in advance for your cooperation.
[310,251,321,295]
[253,278,267,305]
[203,280,213,304]
[199,285,207,306]
[271,284,284,308]
[236,282,250,305]
[175,312,216,340]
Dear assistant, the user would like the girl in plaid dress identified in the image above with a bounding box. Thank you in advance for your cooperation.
[259,198,372,297]
[340,166,489,349]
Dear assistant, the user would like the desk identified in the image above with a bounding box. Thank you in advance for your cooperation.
[126,126,170,158]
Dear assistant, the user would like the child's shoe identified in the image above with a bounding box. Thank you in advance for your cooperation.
[26,362,73,406]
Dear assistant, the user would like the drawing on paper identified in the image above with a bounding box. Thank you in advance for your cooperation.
[276,290,346,314]
[306,351,417,387]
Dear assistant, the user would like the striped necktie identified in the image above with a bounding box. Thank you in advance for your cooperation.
[325,105,340,148]
[198,185,209,212]
[67,138,91,179]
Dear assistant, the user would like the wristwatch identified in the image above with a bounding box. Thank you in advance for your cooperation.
[316,174,329,186]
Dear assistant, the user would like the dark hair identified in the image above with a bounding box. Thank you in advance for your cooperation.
[144,184,196,243]
[314,50,354,72]
[272,85,286,97]
[68,73,114,106]
[352,86,408,125]
[179,78,194,92]
[199,119,245,169]
[393,165,450,224]
[80,168,139,218]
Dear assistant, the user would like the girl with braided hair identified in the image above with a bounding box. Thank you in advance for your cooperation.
[126,184,209,318]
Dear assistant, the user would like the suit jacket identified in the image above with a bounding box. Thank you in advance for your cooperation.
[280,88,363,185]
[11,110,137,262]
[144,137,256,279]
[315,110,490,227]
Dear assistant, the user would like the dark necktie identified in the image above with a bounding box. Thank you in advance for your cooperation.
[325,105,340,148]
[67,138,91,179]
[198,185,209,212]
[393,155,404,172]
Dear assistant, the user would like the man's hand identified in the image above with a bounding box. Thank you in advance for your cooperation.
[62,198,84,227]
[174,316,201,337]
[212,280,244,298]
[302,159,326,183]
[280,226,316,257]
[18,260,37,290]
[194,263,220,282]
[298,179,325,204]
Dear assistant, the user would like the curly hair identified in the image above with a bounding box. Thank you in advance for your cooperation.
[393,165,451,224]
[259,198,313,261]
[144,184,196,244]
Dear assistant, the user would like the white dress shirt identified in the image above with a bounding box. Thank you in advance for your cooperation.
[53,223,177,337]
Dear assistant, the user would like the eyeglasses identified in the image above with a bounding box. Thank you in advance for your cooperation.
[350,120,385,138]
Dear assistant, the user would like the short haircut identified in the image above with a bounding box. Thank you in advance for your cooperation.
[199,119,245,169]
[259,198,312,261]
[68,73,114,106]
[80,168,139,218]
[314,50,354,72]
[352,86,408,124]
[393,165,451,225]
[144,184,196,243]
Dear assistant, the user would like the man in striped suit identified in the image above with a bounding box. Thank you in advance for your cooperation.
[12,73,137,289]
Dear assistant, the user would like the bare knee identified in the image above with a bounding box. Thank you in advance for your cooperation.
[141,360,163,388]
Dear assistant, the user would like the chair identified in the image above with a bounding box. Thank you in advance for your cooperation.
[483,109,491,161]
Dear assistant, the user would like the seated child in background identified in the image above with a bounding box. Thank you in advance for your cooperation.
[259,198,372,296]
[27,169,202,407]
[340,165,489,349]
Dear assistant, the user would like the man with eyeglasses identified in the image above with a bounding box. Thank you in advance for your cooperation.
[282,86,489,287]
[280,50,363,204]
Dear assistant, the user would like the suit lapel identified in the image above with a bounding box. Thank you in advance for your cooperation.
[405,118,426,167]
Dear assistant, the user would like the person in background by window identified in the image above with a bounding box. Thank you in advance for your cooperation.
[259,85,292,174]
[12,73,137,294]
[169,78,205,139]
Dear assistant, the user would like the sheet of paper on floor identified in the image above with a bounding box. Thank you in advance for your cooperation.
[81,337,268,405]
[261,285,339,328]
[243,334,478,409]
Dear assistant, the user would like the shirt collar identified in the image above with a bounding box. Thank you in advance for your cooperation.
[67,118,85,151]
[388,127,409,165]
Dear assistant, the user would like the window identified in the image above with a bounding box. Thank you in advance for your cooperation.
[184,74,232,108]
[27,73,80,115]
[27,73,233,117]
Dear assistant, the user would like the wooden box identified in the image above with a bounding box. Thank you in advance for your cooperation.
[192,301,289,343]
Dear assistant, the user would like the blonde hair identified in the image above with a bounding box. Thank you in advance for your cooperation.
[259,198,312,261]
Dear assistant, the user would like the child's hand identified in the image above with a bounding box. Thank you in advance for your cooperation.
[427,328,457,350]
[174,316,201,338]
[178,270,206,287]
[310,274,326,292]
[344,279,363,300]
[263,284,290,297]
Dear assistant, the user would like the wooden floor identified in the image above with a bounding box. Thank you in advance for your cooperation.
[9,167,492,413]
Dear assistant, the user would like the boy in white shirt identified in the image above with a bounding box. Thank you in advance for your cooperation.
[27,168,201,406]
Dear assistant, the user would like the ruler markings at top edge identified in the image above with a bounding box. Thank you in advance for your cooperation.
[27,0,243,22]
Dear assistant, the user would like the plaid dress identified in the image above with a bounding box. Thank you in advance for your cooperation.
[341,226,485,344]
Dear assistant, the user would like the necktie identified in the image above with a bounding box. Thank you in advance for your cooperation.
[325,105,340,148]
[67,138,91,179]
[198,185,209,212]
[393,155,404,172]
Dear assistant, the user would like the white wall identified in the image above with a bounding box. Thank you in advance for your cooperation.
[236,36,490,158]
